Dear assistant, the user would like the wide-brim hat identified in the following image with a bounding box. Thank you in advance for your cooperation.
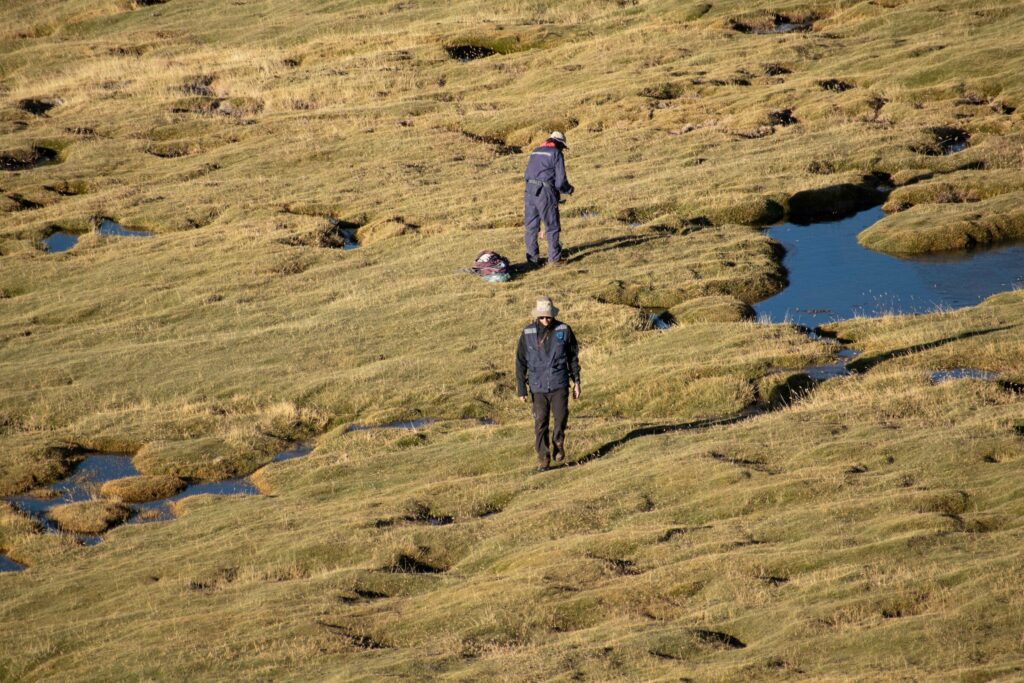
[532,296,559,318]
[547,131,568,148]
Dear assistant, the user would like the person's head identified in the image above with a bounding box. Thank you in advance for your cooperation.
[532,296,559,326]
[547,131,568,150]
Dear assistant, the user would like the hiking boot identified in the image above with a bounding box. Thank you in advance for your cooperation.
[536,465,549,473]
[547,259,566,268]
[553,450,565,463]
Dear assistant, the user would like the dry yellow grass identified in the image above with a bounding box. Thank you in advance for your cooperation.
[3,0,1024,679]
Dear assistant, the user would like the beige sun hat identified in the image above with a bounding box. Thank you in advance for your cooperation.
[548,131,568,148]
[531,296,559,318]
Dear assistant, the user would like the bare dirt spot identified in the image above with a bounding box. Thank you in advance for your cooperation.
[146,141,201,158]
[384,554,447,574]
[639,82,684,100]
[693,629,747,648]
[588,554,643,576]
[763,63,791,76]
[731,14,815,34]
[768,109,797,126]
[44,179,90,195]
[461,131,521,156]
[403,502,454,526]
[818,79,855,92]
[316,621,390,649]
[181,74,218,97]
[444,44,498,61]
[706,451,774,473]
[19,98,63,116]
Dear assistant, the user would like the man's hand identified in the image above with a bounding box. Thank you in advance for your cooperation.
[572,383,581,400]
[519,395,528,403]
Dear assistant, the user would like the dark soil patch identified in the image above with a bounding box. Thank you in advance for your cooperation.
[707,451,774,473]
[768,109,797,126]
[339,588,389,604]
[0,146,60,171]
[316,621,389,649]
[731,14,815,34]
[818,79,855,92]
[181,75,217,97]
[760,575,790,586]
[461,131,521,156]
[445,44,497,61]
[658,525,712,542]
[385,554,447,574]
[44,180,89,196]
[135,0,169,6]
[19,98,62,116]
[589,555,642,576]
[639,82,684,100]
[763,63,791,76]
[693,629,747,649]
[403,502,454,526]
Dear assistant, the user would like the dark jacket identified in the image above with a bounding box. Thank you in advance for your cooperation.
[516,320,580,396]
[524,143,574,197]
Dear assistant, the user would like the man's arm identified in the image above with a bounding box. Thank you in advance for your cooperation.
[568,328,581,398]
[515,332,529,398]
[554,150,573,195]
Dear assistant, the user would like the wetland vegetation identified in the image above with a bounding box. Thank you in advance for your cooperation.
[3,0,1024,679]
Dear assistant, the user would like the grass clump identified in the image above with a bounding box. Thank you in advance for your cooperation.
[134,435,281,481]
[48,500,131,535]
[99,474,186,503]
[859,193,1024,254]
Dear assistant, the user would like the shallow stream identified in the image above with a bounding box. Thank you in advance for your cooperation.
[754,206,1024,328]
[0,444,312,571]
[43,219,153,253]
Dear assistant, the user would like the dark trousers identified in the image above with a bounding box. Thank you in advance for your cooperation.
[524,188,562,264]
[532,387,569,467]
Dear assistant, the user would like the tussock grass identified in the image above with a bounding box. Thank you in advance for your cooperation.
[3,0,1024,678]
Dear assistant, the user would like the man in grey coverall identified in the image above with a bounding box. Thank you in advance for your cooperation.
[523,131,574,268]
[515,296,581,472]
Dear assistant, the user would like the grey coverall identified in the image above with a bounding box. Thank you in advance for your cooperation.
[523,143,574,265]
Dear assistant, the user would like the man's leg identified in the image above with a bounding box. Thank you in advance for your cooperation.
[540,190,562,263]
[532,390,551,468]
[524,192,542,266]
[550,387,569,462]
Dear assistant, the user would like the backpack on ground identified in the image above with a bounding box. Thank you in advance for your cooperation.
[470,250,511,282]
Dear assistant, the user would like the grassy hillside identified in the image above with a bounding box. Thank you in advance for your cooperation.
[3,0,1024,679]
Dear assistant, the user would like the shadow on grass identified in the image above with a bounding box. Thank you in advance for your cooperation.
[564,233,669,263]
[847,324,1019,373]
[571,409,762,467]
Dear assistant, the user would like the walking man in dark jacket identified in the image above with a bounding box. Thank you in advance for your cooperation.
[515,296,581,471]
[523,131,574,268]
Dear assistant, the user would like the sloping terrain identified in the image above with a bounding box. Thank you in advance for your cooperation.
[2,0,1024,679]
